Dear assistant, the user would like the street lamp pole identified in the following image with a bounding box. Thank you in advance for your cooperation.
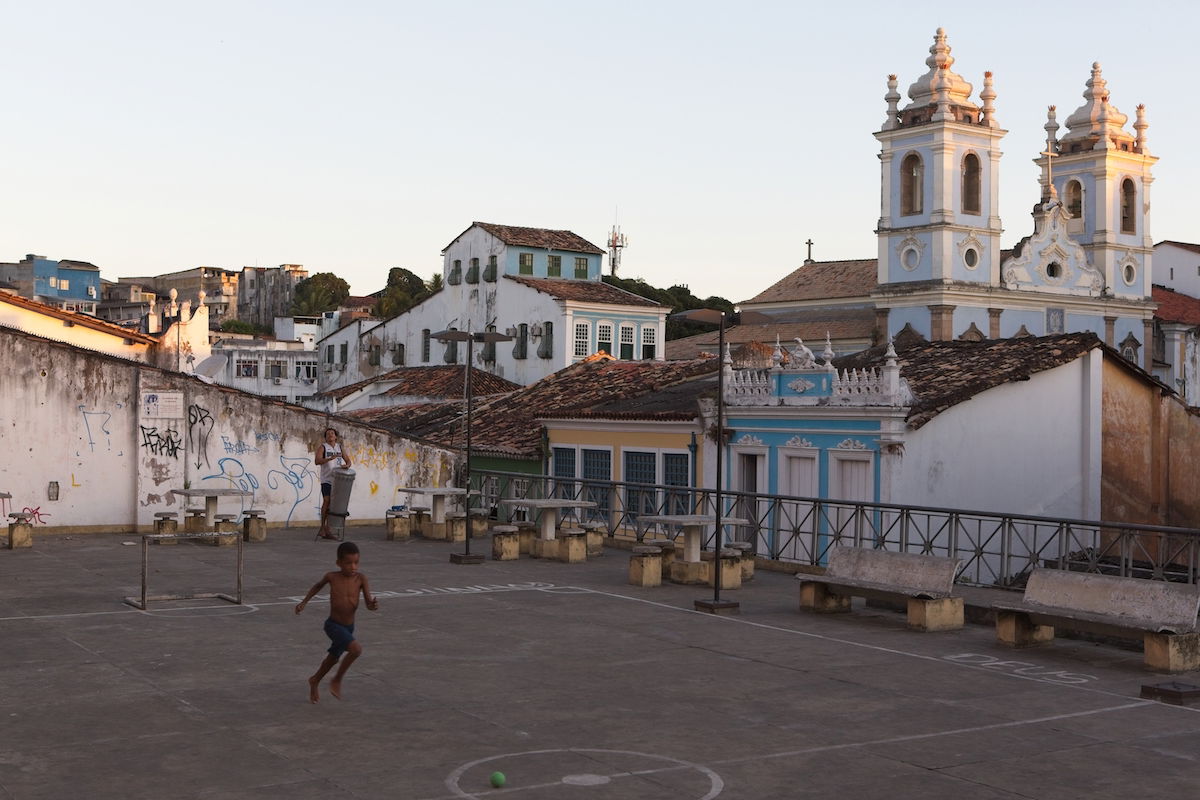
[670,307,770,615]
[433,326,512,565]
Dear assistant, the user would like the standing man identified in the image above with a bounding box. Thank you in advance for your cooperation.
[315,426,352,540]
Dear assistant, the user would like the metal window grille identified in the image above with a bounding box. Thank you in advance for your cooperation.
[574,322,589,357]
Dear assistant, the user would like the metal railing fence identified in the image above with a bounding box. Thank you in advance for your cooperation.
[473,469,1200,589]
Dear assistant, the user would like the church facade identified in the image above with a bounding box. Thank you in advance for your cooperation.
[741,29,1162,375]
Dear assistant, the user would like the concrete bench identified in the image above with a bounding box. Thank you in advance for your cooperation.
[515,521,537,554]
[7,512,33,549]
[558,527,586,564]
[629,545,662,587]
[242,509,267,543]
[490,525,519,561]
[709,548,742,590]
[993,569,1200,673]
[646,538,677,580]
[726,540,755,581]
[445,511,467,543]
[581,521,606,557]
[385,508,410,541]
[469,512,489,539]
[153,511,180,538]
[798,547,964,632]
[409,507,432,538]
[184,508,207,533]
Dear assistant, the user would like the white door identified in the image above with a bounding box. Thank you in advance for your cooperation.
[832,456,872,544]
[776,454,818,561]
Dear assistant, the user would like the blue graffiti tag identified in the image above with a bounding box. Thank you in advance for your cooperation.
[267,455,317,526]
[78,406,113,453]
[202,457,260,515]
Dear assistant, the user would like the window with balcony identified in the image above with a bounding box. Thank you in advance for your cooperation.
[513,323,528,359]
[449,259,462,284]
[466,257,479,284]
[537,321,554,359]
[484,254,498,282]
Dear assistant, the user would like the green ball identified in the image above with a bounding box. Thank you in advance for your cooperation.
[490,771,506,788]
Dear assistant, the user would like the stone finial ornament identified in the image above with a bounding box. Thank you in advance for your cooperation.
[905,28,976,114]
[980,70,997,127]
[1134,103,1149,154]
[883,74,901,130]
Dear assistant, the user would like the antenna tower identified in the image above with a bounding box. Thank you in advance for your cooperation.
[607,224,627,276]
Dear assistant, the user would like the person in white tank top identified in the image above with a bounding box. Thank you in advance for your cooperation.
[315,427,352,539]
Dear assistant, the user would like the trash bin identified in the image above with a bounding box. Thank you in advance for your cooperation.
[329,468,356,517]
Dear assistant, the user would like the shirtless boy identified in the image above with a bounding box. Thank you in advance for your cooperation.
[295,541,379,702]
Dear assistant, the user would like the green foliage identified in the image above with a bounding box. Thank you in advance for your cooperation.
[219,319,262,335]
[427,272,444,292]
[373,266,434,318]
[601,276,734,340]
[291,273,350,316]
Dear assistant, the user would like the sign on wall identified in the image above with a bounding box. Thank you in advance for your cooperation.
[141,391,184,419]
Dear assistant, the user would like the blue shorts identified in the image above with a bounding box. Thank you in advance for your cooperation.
[321,482,332,497]
[324,618,355,658]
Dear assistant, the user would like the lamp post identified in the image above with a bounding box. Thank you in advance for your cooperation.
[433,327,513,565]
[669,307,770,614]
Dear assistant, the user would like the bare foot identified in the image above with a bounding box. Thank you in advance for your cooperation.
[308,677,320,704]
[330,679,343,700]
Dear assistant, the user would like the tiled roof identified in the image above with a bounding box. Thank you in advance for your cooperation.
[0,291,157,344]
[1155,240,1200,255]
[665,311,877,360]
[505,276,662,307]
[347,354,716,457]
[555,373,715,421]
[320,366,521,401]
[341,296,377,310]
[453,222,606,255]
[833,332,1106,430]
[741,259,877,305]
[1153,285,1200,326]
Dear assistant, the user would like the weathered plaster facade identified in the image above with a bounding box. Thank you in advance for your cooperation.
[0,327,458,533]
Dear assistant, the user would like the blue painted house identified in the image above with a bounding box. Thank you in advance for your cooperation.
[0,254,101,315]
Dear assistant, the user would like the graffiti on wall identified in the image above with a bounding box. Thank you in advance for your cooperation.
[21,506,51,525]
[140,425,182,459]
[187,404,214,469]
[267,454,317,526]
[202,457,259,511]
[78,405,120,456]
[221,436,259,455]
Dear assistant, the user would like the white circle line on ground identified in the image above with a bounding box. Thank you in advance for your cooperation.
[439,747,723,800]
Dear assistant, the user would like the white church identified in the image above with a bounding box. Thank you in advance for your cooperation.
[731,28,1187,394]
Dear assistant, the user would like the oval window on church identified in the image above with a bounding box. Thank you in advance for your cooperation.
[1123,263,1137,285]
[1046,262,1062,280]
[902,247,920,270]
[963,247,979,269]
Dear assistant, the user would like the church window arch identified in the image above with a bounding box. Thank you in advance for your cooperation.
[961,153,981,215]
[1065,180,1083,219]
[900,153,923,216]
[1120,178,1137,234]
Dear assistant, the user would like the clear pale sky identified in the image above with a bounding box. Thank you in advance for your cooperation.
[3,1,1195,303]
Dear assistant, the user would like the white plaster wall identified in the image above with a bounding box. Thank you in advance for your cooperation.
[1154,243,1200,297]
[0,328,458,533]
[0,300,151,361]
[891,358,1099,519]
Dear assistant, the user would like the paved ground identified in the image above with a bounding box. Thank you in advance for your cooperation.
[2,527,1199,800]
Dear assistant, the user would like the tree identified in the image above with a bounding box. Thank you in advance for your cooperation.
[291,273,350,316]
[372,267,433,318]
[219,319,259,335]
[602,275,734,339]
[427,273,443,293]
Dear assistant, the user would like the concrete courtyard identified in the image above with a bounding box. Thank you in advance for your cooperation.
[2,527,1199,799]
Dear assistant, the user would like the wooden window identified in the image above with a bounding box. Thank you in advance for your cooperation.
[574,322,590,357]
[597,322,613,355]
[574,257,588,278]
[641,326,656,359]
[619,325,634,359]
[547,255,562,277]
[519,253,534,274]
[421,329,431,362]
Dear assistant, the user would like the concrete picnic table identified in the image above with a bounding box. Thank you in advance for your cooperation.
[639,514,751,563]
[170,487,253,527]
[499,498,597,540]
[401,487,470,525]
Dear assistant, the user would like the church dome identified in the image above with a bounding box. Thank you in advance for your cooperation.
[1060,62,1134,149]
[903,28,978,114]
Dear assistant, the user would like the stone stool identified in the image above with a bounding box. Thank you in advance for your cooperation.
[708,548,742,590]
[491,525,520,561]
[212,514,239,546]
[469,512,489,538]
[385,509,410,541]
[7,512,33,549]
[515,520,537,554]
[647,538,677,580]
[445,511,467,542]
[581,521,606,557]
[242,509,267,543]
[558,528,587,564]
[184,508,207,533]
[629,545,662,587]
[409,507,431,538]
[726,541,755,581]
[153,511,179,537]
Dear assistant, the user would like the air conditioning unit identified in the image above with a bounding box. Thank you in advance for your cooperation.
[504,326,518,337]
[86,285,97,298]
[272,377,282,385]
[389,342,402,352]
[335,363,346,371]
[322,364,333,373]
[530,324,543,337]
